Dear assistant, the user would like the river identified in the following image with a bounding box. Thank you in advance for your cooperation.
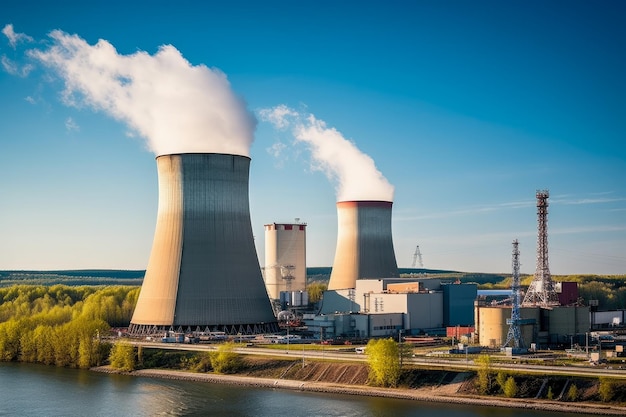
[0,362,598,417]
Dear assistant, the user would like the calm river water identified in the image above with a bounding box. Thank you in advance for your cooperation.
[0,362,597,417]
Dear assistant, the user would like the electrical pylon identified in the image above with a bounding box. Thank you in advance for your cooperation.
[504,239,523,348]
[522,190,560,307]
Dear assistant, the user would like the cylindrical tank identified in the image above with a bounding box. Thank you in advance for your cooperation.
[264,223,307,300]
[129,153,278,335]
[328,200,399,290]
[477,306,540,348]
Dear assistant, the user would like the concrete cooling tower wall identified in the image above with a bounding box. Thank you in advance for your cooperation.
[129,153,278,336]
[328,200,399,290]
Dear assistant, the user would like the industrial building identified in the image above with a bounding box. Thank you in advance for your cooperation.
[327,200,399,290]
[307,278,477,339]
[129,153,278,336]
[263,222,307,300]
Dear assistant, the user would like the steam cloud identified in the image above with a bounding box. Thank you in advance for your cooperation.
[2,24,33,48]
[260,105,394,202]
[22,28,256,156]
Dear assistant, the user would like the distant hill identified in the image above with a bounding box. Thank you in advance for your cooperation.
[0,268,509,287]
[0,270,145,287]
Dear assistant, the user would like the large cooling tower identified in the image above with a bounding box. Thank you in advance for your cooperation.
[327,200,399,290]
[129,153,278,336]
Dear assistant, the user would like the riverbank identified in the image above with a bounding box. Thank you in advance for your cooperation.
[92,365,626,416]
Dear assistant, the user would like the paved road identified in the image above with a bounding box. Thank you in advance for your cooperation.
[127,340,626,379]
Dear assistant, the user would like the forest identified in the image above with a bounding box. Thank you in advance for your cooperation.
[472,274,626,310]
[0,285,139,368]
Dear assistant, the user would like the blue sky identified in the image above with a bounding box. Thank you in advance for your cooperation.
[1,0,624,275]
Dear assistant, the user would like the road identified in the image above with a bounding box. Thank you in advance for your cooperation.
[127,340,626,380]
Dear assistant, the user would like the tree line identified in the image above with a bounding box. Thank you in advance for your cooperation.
[0,285,139,368]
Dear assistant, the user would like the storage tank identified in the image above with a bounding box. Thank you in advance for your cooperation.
[476,306,539,348]
[129,153,278,336]
[328,200,399,290]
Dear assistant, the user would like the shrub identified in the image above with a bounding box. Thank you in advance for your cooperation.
[475,354,493,394]
[109,342,135,371]
[503,376,518,398]
[599,378,615,402]
[210,342,242,374]
[365,338,400,387]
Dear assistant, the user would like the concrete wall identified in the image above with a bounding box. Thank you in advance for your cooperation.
[406,292,444,330]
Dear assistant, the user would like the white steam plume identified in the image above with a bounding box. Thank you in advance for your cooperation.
[2,24,33,48]
[28,30,256,156]
[260,105,394,202]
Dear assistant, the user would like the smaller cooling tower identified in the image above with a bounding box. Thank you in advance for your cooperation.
[264,222,307,300]
[328,200,399,290]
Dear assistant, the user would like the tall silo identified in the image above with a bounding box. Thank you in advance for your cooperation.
[328,200,399,290]
[129,153,278,336]
[264,222,307,300]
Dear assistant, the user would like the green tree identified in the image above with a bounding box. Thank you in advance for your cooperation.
[365,338,400,387]
[109,342,136,371]
[546,386,554,400]
[566,383,578,402]
[475,354,493,395]
[599,378,615,402]
[210,341,242,374]
[503,376,518,398]
[0,319,23,361]
[496,372,508,393]
[306,282,327,304]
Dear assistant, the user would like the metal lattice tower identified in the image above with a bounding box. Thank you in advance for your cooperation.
[412,245,424,268]
[504,239,523,348]
[522,190,560,307]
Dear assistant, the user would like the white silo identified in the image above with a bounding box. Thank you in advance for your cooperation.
[129,153,278,336]
[328,200,399,290]
[264,222,307,300]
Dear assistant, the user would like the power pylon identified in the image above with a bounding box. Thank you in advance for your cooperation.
[522,190,559,308]
[504,239,524,348]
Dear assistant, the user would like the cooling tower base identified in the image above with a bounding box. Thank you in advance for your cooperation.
[128,322,280,337]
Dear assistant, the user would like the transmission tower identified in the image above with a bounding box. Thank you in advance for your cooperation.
[411,245,424,268]
[522,190,560,308]
[504,239,523,349]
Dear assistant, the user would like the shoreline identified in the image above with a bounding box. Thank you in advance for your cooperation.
[92,366,626,416]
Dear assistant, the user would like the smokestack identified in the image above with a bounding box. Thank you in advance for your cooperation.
[328,200,399,290]
[129,153,278,335]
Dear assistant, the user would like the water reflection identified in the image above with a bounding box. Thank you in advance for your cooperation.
[0,363,599,417]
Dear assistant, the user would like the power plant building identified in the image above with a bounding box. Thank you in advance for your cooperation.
[328,201,399,290]
[313,278,477,338]
[263,222,307,300]
[129,153,278,336]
